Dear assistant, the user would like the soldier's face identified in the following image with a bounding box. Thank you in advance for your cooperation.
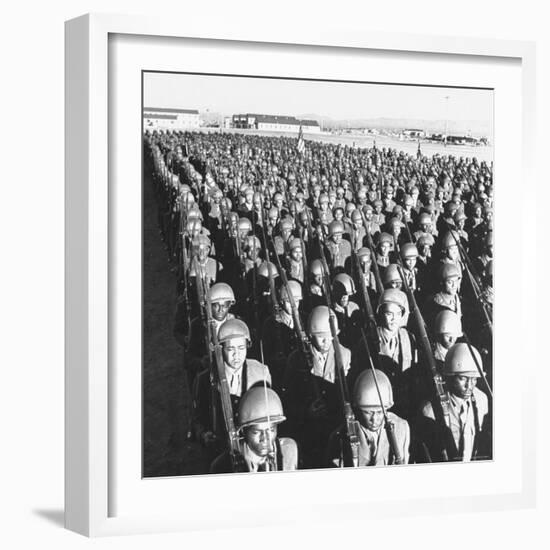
[404,257,416,270]
[312,272,323,286]
[379,242,391,257]
[290,247,302,262]
[198,245,209,262]
[359,407,385,431]
[212,300,231,322]
[282,228,292,240]
[222,337,247,370]
[446,245,459,261]
[387,279,402,290]
[364,210,373,221]
[444,276,460,295]
[419,244,431,257]
[447,375,477,400]
[244,424,277,458]
[335,292,349,308]
[381,303,402,332]
[331,232,343,244]
[312,332,332,353]
[439,333,457,349]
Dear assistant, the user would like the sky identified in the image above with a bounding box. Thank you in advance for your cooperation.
[143,71,493,134]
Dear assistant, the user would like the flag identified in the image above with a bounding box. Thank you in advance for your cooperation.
[297,124,305,154]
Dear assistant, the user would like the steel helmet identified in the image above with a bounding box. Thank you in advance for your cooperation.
[357,247,372,260]
[443,343,482,377]
[279,218,294,232]
[377,288,408,315]
[228,211,239,224]
[279,280,303,302]
[258,261,279,279]
[268,206,279,220]
[244,235,261,251]
[454,210,467,223]
[193,234,211,249]
[353,369,394,409]
[238,217,252,233]
[288,237,302,251]
[208,282,235,305]
[218,318,251,345]
[441,230,460,250]
[328,220,344,236]
[187,205,202,219]
[187,218,202,233]
[400,242,418,259]
[351,209,363,224]
[345,202,356,215]
[439,262,461,281]
[238,387,286,430]
[418,212,432,226]
[332,273,356,295]
[319,193,329,205]
[417,234,435,247]
[434,310,462,336]
[383,263,402,286]
[378,232,394,246]
[363,204,374,213]
[307,305,338,335]
[309,259,324,277]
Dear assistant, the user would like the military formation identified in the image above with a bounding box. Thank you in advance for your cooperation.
[144,129,493,474]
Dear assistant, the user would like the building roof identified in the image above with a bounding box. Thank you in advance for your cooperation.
[143,114,178,120]
[144,107,199,115]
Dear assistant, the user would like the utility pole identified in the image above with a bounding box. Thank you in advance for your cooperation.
[444,95,449,148]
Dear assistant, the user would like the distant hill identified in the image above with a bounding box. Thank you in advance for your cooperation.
[297,114,492,138]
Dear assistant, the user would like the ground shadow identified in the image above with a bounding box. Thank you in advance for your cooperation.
[33,509,65,527]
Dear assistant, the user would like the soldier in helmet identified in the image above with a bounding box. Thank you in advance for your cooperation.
[282,305,352,468]
[188,234,223,288]
[285,237,306,284]
[418,343,490,462]
[429,262,463,324]
[193,318,272,449]
[261,280,303,392]
[327,369,410,466]
[273,217,295,258]
[307,259,326,308]
[183,282,238,386]
[362,204,381,238]
[382,263,403,290]
[243,235,263,275]
[372,289,417,417]
[432,310,463,371]
[375,232,394,270]
[350,209,367,251]
[372,199,386,227]
[324,221,352,274]
[400,242,426,299]
[413,212,438,242]
[416,233,435,268]
[210,387,298,473]
[332,273,361,349]
[352,247,377,293]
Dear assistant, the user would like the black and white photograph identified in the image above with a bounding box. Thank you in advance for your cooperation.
[142,71,494,477]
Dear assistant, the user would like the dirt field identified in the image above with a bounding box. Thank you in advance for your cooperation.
[142,166,206,477]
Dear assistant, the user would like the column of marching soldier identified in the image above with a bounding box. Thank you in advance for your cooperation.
[144,129,494,473]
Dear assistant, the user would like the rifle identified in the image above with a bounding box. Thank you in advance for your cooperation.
[393,248,454,461]
[196,259,218,434]
[316,231,360,467]
[211,328,248,472]
[444,223,493,331]
[359,325,405,465]
[348,229,404,464]
[358,209,384,295]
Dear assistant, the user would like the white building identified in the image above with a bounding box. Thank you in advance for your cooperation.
[143,107,200,130]
[232,113,321,133]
